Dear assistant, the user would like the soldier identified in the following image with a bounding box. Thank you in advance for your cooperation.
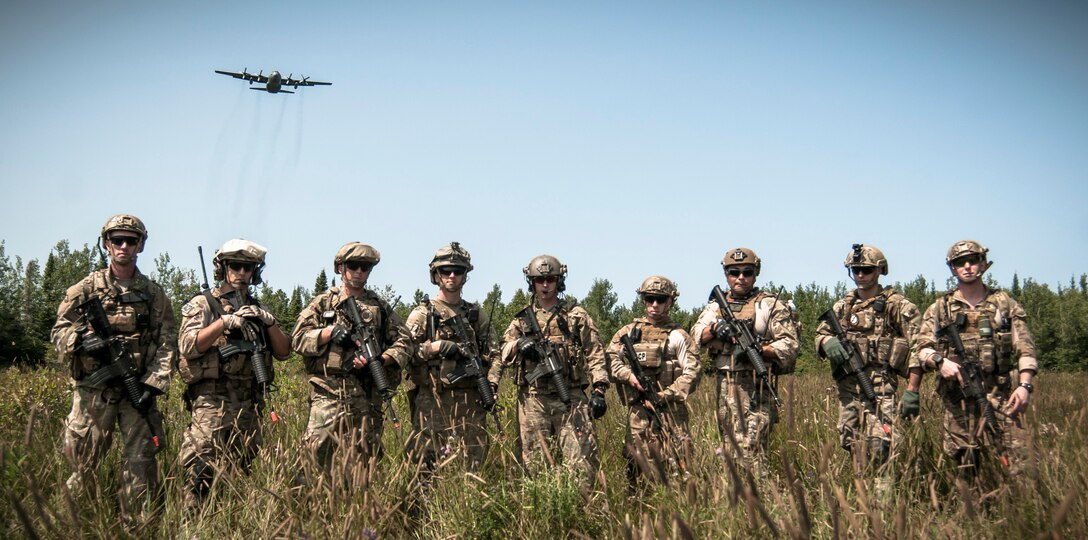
[814,244,922,476]
[691,248,799,476]
[176,239,291,512]
[292,242,413,475]
[489,254,609,483]
[916,240,1037,475]
[51,214,175,521]
[607,276,701,485]
[404,242,496,476]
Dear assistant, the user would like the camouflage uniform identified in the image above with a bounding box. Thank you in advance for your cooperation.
[917,286,1036,462]
[491,301,608,478]
[177,286,278,509]
[404,297,495,471]
[293,286,412,470]
[815,287,921,457]
[51,216,175,518]
[692,287,799,473]
[607,316,701,482]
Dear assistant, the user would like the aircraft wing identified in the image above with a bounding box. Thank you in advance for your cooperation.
[283,76,332,87]
[215,69,268,83]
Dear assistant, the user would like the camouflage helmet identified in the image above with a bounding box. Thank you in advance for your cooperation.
[637,275,679,299]
[721,247,761,275]
[213,239,268,285]
[101,214,148,241]
[429,242,473,284]
[523,254,568,293]
[333,242,381,274]
[946,240,989,266]
[844,244,888,276]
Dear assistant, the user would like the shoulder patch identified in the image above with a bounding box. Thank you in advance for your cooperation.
[181,301,199,317]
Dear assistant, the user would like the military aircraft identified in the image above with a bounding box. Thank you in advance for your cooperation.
[215,68,331,94]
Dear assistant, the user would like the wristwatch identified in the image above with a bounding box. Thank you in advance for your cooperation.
[932,355,944,371]
[1019,382,1034,394]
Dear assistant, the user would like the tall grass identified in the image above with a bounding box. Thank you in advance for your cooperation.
[2,362,1085,538]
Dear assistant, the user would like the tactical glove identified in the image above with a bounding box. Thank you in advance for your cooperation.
[234,305,276,327]
[81,332,108,354]
[901,390,921,420]
[589,388,608,419]
[821,337,850,366]
[435,340,463,359]
[330,324,354,348]
[222,314,246,331]
[711,320,734,343]
[516,338,539,360]
[134,384,161,412]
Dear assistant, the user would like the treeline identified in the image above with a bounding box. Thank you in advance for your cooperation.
[2,240,1086,371]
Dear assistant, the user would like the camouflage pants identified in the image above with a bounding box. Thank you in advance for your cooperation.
[624,402,691,483]
[716,371,777,474]
[302,376,386,474]
[836,371,898,459]
[517,388,599,481]
[405,382,489,472]
[178,380,262,510]
[62,385,164,518]
[941,385,1029,471]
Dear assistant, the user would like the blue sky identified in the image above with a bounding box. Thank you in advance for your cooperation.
[2,1,1085,309]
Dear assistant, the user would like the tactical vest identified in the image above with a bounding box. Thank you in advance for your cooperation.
[307,288,390,376]
[518,303,591,390]
[72,270,158,381]
[713,290,766,372]
[836,288,911,378]
[630,320,684,387]
[412,298,486,389]
[177,287,273,385]
[933,289,1015,376]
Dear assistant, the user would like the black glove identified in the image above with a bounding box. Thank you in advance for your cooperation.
[711,320,734,343]
[435,340,463,359]
[134,384,161,412]
[589,388,607,419]
[330,325,354,348]
[81,332,108,354]
[516,338,539,360]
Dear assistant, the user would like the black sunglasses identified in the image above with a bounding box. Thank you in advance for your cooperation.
[227,261,255,273]
[726,268,755,278]
[344,261,374,272]
[852,266,878,276]
[108,236,140,247]
[951,255,981,268]
[532,276,558,284]
[436,266,467,276]
[643,295,670,305]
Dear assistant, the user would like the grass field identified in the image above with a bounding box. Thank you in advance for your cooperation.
[2,362,1084,539]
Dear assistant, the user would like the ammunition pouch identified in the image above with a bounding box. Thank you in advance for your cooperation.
[887,337,911,378]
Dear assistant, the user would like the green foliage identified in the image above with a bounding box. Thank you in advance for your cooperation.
[313,269,328,295]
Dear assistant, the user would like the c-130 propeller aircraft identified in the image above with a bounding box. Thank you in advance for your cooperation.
[215,68,331,94]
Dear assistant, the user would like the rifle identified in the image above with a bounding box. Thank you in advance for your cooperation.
[79,297,160,448]
[938,313,1008,466]
[444,311,499,414]
[199,246,278,423]
[709,285,781,407]
[518,305,572,407]
[818,309,891,435]
[340,297,400,427]
[619,326,686,473]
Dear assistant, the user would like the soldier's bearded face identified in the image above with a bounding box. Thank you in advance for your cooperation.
[106,234,141,266]
[726,265,756,297]
[341,264,371,290]
[435,267,466,293]
[225,262,253,289]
